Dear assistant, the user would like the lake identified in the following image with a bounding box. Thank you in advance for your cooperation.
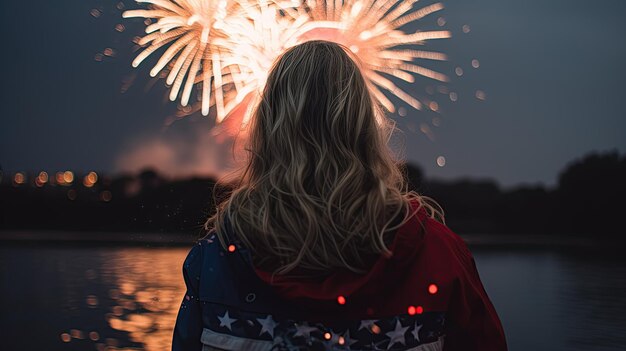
[1,241,625,350]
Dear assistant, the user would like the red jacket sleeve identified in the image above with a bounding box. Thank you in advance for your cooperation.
[443,235,508,351]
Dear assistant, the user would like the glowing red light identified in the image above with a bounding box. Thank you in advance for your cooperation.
[228,244,236,252]
[428,284,438,294]
[337,295,346,305]
[416,305,424,314]
[371,324,381,334]
[408,306,416,315]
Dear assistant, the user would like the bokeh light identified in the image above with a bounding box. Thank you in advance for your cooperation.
[475,90,487,100]
[60,333,71,342]
[100,190,112,202]
[83,171,98,188]
[63,171,74,184]
[13,172,25,185]
[436,156,446,167]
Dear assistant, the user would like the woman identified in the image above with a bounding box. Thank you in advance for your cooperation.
[172,40,507,351]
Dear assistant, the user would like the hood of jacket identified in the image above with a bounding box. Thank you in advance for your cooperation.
[252,201,429,306]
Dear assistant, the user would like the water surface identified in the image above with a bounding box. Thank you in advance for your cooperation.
[1,243,624,350]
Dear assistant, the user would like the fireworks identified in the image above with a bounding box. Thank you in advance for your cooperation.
[122,0,239,115]
[124,0,450,123]
[279,0,451,112]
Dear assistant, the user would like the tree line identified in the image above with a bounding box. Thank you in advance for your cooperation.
[1,151,623,237]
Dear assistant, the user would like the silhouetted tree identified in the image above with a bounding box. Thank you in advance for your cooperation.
[556,151,625,235]
[404,163,424,191]
[2,151,624,237]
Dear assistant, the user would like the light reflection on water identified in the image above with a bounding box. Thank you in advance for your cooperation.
[0,244,625,351]
[0,246,187,351]
[102,248,185,351]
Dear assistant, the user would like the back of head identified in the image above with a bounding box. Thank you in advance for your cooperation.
[209,40,439,274]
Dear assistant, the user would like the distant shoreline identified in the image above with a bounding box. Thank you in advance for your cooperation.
[0,230,197,246]
[0,230,613,249]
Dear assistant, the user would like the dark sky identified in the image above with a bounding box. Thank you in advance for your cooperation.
[1,0,625,187]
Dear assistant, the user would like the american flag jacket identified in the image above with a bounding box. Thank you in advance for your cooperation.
[172,201,507,351]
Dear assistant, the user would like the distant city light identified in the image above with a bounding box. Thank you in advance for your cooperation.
[55,172,66,185]
[100,191,112,202]
[38,171,48,183]
[86,295,99,307]
[70,329,84,339]
[13,172,26,185]
[63,171,74,184]
[83,171,98,188]
[36,171,48,187]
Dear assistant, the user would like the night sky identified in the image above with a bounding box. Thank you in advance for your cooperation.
[1,0,625,187]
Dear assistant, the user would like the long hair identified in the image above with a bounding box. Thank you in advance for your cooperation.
[206,40,443,275]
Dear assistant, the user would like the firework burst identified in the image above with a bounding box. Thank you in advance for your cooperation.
[287,0,451,112]
[123,0,241,115]
[124,0,451,123]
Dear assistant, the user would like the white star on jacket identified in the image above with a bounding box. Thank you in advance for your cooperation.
[217,311,237,331]
[257,315,277,337]
[342,330,359,348]
[411,323,422,342]
[294,323,318,338]
[358,319,378,332]
[385,320,409,350]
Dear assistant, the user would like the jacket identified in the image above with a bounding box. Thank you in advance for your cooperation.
[172,201,507,350]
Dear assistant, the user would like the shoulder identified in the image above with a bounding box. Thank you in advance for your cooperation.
[405,198,471,256]
[182,233,224,281]
[418,215,474,266]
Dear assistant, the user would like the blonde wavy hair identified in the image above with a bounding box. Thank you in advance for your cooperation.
[206,40,443,275]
